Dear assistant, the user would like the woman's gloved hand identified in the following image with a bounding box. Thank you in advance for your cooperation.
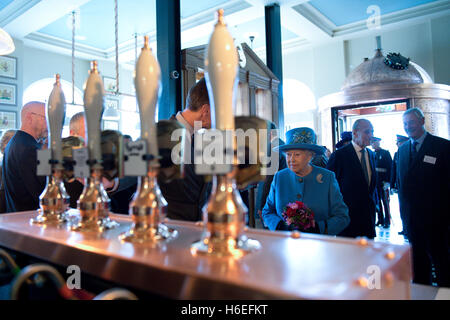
[276,220,290,231]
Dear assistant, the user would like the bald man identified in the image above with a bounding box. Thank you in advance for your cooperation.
[2,101,48,212]
[69,111,86,139]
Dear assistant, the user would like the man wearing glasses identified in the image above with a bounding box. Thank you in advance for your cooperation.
[2,101,48,213]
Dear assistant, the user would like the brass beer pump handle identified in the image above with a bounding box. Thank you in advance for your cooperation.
[33,73,70,225]
[47,74,66,170]
[120,35,176,243]
[74,61,117,232]
[84,61,104,170]
[190,9,261,257]
[135,36,160,168]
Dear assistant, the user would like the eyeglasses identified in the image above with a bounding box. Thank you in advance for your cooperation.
[31,112,46,119]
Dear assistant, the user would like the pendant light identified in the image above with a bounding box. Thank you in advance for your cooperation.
[0,27,15,55]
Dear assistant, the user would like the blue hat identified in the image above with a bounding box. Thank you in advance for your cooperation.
[274,127,325,155]
[340,131,352,141]
[335,131,352,149]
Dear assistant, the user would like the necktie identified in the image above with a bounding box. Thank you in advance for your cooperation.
[411,141,419,160]
[360,148,369,186]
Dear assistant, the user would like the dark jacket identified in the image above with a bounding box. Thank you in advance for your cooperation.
[397,133,450,232]
[109,177,137,214]
[2,130,46,213]
[327,142,378,238]
[390,151,399,189]
[374,148,392,185]
[397,133,450,286]
[64,179,84,209]
[0,164,6,213]
[158,115,210,221]
[64,176,137,213]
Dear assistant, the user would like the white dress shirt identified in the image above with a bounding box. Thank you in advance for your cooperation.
[352,140,372,185]
[175,111,194,164]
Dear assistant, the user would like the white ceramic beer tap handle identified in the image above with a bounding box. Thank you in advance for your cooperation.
[134,36,161,167]
[205,9,238,131]
[47,74,66,170]
[83,61,104,169]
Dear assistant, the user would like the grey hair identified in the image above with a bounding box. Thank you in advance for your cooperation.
[352,118,371,132]
[69,112,85,135]
[403,107,424,120]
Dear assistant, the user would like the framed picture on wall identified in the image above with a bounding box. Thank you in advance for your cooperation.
[0,56,17,79]
[0,110,17,131]
[0,83,16,106]
[103,77,117,93]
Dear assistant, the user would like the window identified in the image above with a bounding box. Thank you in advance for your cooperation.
[283,79,316,131]
[23,78,84,137]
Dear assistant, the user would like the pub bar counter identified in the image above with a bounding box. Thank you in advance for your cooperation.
[0,210,411,299]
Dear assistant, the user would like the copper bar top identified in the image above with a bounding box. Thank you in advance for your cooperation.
[0,210,411,299]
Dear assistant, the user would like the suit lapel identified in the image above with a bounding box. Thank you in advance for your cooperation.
[409,134,431,170]
[346,144,367,185]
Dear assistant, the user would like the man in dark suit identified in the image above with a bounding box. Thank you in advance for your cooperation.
[327,119,378,239]
[158,78,211,221]
[397,108,449,287]
[3,101,48,212]
[371,137,393,228]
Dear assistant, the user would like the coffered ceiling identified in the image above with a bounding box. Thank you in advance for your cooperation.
[1,0,448,66]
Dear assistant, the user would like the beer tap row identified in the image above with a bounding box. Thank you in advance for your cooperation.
[34,10,269,258]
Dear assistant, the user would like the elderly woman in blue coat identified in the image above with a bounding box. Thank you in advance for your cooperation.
[262,127,350,235]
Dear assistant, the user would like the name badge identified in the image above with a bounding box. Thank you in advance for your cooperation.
[423,155,436,165]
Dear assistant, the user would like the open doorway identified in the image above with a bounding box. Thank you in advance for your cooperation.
[331,101,409,245]
[332,100,408,153]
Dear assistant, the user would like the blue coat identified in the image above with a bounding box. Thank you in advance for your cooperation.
[262,166,349,235]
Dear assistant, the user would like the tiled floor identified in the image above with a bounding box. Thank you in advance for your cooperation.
[374,193,408,245]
